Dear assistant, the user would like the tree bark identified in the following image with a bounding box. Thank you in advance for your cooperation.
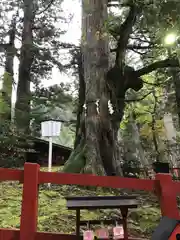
[1,16,16,121]
[170,68,180,127]
[129,112,149,167]
[82,0,106,174]
[64,0,123,176]
[15,0,35,133]
[163,113,178,167]
[74,50,85,149]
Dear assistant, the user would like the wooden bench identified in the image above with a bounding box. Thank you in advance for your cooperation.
[66,195,138,240]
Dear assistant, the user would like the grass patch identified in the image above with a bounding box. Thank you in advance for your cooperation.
[0,182,22,229]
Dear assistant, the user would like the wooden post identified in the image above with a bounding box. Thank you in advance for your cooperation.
[20,163,40,240]
[155,173,179,219]
[76,209,80,238]
[120,208,128,240]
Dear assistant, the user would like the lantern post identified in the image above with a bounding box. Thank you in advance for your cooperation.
[41,120,62,187]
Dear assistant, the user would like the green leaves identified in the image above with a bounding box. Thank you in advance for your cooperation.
[31,83,76,148]
[0,120,33,167]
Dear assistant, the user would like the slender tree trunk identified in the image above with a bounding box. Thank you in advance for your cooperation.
[74,50,85,149]
[171,68,180,127]
[1,16,16,121]
[129,112,149,167]
[15,0,35,133]
[163,113,178,167]
[163,59,179,167]
[167,49,180,127]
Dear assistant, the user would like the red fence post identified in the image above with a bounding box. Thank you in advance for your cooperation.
[155,173,179,219]
[20,163,40,240]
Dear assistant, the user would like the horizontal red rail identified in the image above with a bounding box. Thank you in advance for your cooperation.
[0,168,23,182]
[0,229,19,240]
[39,171,155,191]
[0,166,155,191]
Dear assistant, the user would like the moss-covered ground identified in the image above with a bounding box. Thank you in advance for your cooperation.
[0,167,161,238]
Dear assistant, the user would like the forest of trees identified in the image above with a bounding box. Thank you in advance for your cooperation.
[0,0,180,176]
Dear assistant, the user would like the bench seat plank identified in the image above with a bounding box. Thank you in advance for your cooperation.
[66,196,138,210]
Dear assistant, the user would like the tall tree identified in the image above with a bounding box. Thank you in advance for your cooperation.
[15,0,35,132]
[83,0,117,175]
[13,0,72,133]
[64,0,180,176]
[0,3,18,121]
[2,14,16,121]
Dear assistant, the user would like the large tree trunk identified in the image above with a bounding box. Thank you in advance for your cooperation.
[82,0,116,175]
[64,0,120,175]
[15,0,35,133]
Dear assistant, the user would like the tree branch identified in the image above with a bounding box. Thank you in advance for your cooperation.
[130,48,149,55]
[115,5,138,66]
[36,0,55,15]
[143,80,161,86]
[125,91,153,102]
[136,58,180,76]
[127,44,159,50]
[107,0,132,8]
[110,44,160,52]
[129,36,153,44]
[143,77,171,86]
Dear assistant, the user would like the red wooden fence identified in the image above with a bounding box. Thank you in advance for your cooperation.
[0,163,180,240]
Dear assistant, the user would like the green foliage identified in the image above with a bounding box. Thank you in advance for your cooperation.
[129,206,160,235]
[0,81,31,167]
[33,84,73,108]
[31,84,76,148]
[0,120,31,167]
[56,124,75,148]
[0,72,13,119]
[0,95,10,116]
[122,72,165,134]
[30,0,70,83]
[2,72,13,96]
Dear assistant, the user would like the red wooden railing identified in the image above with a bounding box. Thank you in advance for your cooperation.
[126,167,180,179]
[0,163,180,240]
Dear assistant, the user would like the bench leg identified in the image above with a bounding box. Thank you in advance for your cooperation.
[120,208,128,240]
[76,209,80,239]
